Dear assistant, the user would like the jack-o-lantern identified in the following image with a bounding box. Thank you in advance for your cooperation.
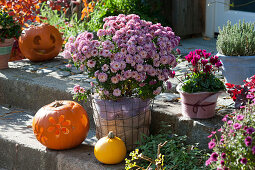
[19,24,62,62]
[32,100,90,150]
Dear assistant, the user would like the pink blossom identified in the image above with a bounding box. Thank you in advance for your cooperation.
[87,60,96,68]
[136,64,144,72]
[79,87,85,93]
[97,29,105,37]
[63,51,72,59]
[208,140,216,149]
[111,76,119,84]
[102,64,109,72]
[97,73,108,82]
[65,64,72,68]
[113,88,121,96]
[233,123,242,130]
[236,115,244,120]
[104,90,109,96]
[73,85,80,93]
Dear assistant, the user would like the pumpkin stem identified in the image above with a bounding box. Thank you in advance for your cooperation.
[52,101,64,108]
[108,131,115,139]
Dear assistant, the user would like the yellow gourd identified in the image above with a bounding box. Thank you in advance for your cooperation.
[94,131,127,164]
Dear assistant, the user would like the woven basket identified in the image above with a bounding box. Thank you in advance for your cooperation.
[92,97,151,151]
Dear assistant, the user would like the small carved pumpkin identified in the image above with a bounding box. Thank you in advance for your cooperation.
[19,24,62,62]
[32,100,90,150]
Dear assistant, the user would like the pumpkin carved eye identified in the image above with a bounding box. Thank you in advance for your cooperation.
[50,34,55,43]
[33,35,41,45]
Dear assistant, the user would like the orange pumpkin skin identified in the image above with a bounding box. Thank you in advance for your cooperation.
[32,100,90,150]
[19,24,62,62]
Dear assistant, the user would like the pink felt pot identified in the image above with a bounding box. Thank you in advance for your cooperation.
[177,84,221,119]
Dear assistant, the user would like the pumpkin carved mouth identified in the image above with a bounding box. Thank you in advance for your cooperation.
[33,46,55,54]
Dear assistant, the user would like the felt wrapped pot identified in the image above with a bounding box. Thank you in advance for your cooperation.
[177,84,221,119]
[92,97,151,151]
[0,38,14,69]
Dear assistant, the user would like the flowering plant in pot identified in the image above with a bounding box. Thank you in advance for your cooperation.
[226,74,255,109]
[177,49,226,119]
[216,20,255,85]
[206,104,255,169]
[0,9,22,69]
[64,14,180,150]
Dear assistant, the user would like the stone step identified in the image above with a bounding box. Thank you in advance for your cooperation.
[0,105,123,170]
[0,58,235,151]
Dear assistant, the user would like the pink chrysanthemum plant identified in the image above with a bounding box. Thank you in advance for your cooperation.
[63,14,180,101]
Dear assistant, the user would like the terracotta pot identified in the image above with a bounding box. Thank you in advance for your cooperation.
[0,38,14,69]
[92,97,151,151]
[177,84,221,119]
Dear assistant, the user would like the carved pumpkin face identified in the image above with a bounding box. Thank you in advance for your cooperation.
[19,24,62,62]
[32,100,90,150]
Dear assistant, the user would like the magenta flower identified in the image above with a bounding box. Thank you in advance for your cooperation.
[244,136,252,146]
[208,140,216,149]
[236,115,244,120]
[221,153,226,159]
[240,157,247,164]
[252,146,255,154]
[246,127,255,134]
[205,158,212,166]
[220,160,225,166]
[233,123,242,130]
[201,59,208,65]
[210,152,218,161]
[73,85,80,93]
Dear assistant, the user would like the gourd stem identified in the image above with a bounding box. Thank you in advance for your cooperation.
[108,131,115,139]
[52,101,64,108]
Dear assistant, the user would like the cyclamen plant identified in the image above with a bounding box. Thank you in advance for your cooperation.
[206,106,255,169]
[181,49,226,93]
[64,14,180,100]
[226,75,255,108]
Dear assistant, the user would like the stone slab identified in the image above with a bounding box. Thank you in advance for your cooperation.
[0,105,123,170]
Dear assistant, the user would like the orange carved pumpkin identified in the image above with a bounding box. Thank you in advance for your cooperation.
[19,24,62,62]
[32,100,90,150]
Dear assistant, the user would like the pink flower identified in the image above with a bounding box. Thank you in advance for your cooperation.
[221,153,226,159]
[205,158,212,166]
[111,76,119,84]
[210,152,218,161]
[65,64,72,68]
[79,87,85,93]
[236,115,244,120]
[101,64,109,72]
[244,136,252,146]
[97,73,108,82]
[153,87,162,95]
[246,127,255,134]
[208,140,216,149]
[73,85,80,93]
[233,123,242,130]
[136,64,144,72]
[63,51,72,59]
[113,88,121,96]
[103,90,109,96]
[97,29,105,37]
[252,146,255,154]
[87,60,96,68]
[240,157,247,164]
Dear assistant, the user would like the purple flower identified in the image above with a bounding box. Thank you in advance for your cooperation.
[236,115,244,120]
[244,136,252,146]
[233,123,242,130]
[240,157,247,164]
[208,140,216,149]
[220,160,225,166]
[221,153,226,159]
[246,127,255,134]
[252,146,255,154]
[210,152,218,161]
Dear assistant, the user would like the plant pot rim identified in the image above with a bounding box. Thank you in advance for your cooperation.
[92,94,151,102]
[176,83,224,95]
[217,52,255,58]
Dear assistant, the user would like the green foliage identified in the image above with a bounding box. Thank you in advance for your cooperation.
[217,20,255,56]
[0,9,21,42]
[181,72,226,93]
[39,2,87,44]
[87,0,168,32]
[125,130,206,170]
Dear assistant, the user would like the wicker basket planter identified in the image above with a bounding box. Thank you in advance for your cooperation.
[92,97,151,151]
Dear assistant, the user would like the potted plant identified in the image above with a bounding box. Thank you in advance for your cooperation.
[0,9,21,69]
[177,49,226,119]
[216,20,255,85]
[64,14,180,150]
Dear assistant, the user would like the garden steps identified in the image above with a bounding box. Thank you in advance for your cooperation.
[0,55,235,169]
[0,104,123,170]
